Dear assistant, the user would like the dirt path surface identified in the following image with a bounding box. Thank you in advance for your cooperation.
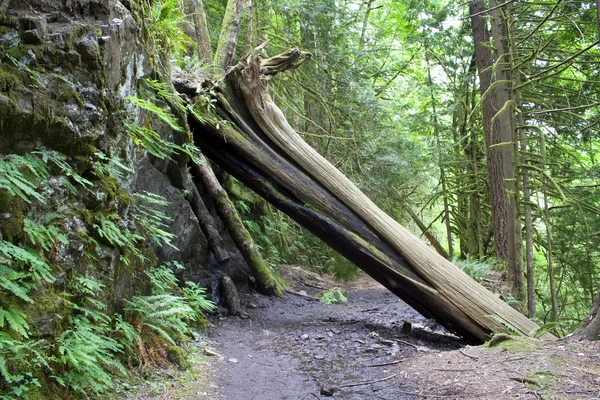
[124,266,600,399]
[209,266,463,400]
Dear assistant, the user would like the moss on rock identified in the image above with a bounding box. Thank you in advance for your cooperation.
[0,192,26,241]
[167,345,191,371]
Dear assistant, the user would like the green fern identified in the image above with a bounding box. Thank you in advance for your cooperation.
[183,281,216,313]
[0,154,48,204]
[93,150,132,179]
[126,96,184,132]
[132,192,177,249]
[0,305,30,337]
[55,316,126,396]
[35,150,92,193]
[124,120,178,159]
[23,218,69,252]
[0,240,54,284]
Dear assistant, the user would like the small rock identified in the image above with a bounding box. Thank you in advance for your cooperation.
[331,328,341,334]
[203,348,221,357]
[327,332,334,337]
[320,387,336,396]
[228,358,238,363]
[301,334,309,340]
[314,354,325,360]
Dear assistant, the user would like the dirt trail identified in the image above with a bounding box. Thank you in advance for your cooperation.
[124,266,600,399]
[210,267,463,400]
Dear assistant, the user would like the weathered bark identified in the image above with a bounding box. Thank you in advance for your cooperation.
[470,0,509,264]
[470,0,524,302]
[405,205,449,259]
[214,0,244,71]
[191,153,282,296]
[183,46,555,343]
[220,275,242,315]
[182,174,230,264]
[488,0,524,303]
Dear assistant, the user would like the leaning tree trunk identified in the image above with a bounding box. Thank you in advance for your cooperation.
[191,153,282,296]
[183,46,554,344]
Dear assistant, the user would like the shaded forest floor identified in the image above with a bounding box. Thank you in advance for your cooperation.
[123,265,600,400]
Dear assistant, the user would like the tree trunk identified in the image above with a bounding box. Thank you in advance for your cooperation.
[241,0,259,56]
[541,135,558,323]
[425,50,453,257]
[214,0,244,71]
[470,0,509,263]
[182,173,230,264]
[488,0,524,303]
[191,153,282,296]
[405,205,449,259]
[182,0,213,62]
[470,0,524,302]
[183,46,555,344]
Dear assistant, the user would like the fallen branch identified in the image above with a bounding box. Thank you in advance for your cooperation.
[509,376,540,386]
[363,359,404,367]
[321,373,397,395]
[459,348,479,360]
[394,338,418,349]
[284,289,319,301]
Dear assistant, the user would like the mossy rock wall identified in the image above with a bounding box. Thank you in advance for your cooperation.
[0,0,214,344]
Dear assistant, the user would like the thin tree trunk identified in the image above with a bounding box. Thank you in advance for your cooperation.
[360,0,374,49]
[214,0,244,71]
[405,205,449,259]
[522,147,536,318]
[241,0,259,56]
[191,153,282,296]
[425,49,453,257]
[182,0,213,62]
[541,135,558,322]
[183,174,231,264]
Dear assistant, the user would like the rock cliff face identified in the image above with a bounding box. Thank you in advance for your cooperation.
[0,0,246,368]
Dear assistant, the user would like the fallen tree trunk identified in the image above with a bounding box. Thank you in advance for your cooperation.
[191,153,282,297]
[183,174,230,264]
[184,46,555,344]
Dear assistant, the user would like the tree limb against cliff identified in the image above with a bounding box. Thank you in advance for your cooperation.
[182,46,555,344]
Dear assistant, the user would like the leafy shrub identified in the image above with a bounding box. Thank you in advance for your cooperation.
[319,288,347,304]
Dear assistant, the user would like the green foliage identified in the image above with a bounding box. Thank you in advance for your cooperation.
[132,191,177,249]
[319,288,347,304]
[148,0,192,60]
[124,262,214,365]
[0,154,48,204]
[453,257,494,279]
[54,316,126,396]
[0,334,48,399]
